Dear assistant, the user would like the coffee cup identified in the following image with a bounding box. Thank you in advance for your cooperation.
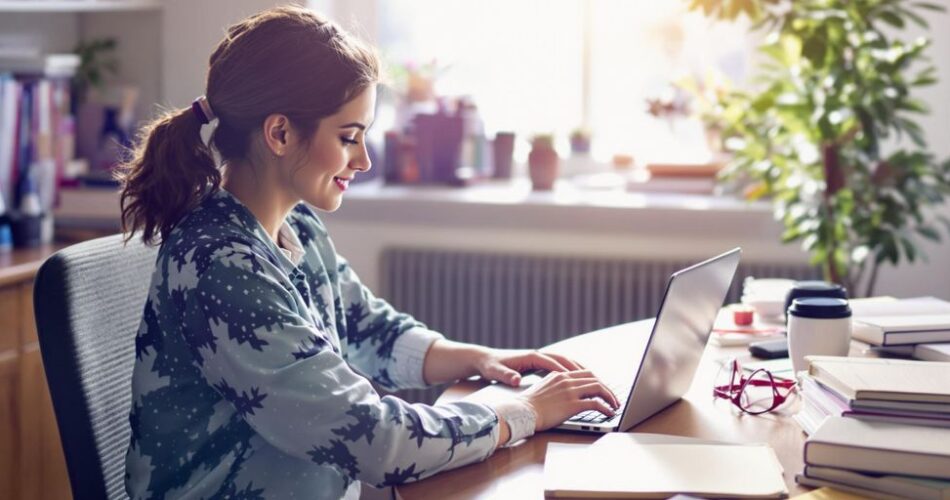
[783,281,848,321]
[787,297,852,374]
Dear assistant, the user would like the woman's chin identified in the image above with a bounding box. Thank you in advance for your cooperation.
[306,195,342,212]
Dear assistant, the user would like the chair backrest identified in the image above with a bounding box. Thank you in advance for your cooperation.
[34,234,158,500]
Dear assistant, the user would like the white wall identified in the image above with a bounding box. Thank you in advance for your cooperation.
[80,10,162,125]
[155,1,950,299]
[874,10,950,299]
[160,0,290,109]
[0,13,79,55]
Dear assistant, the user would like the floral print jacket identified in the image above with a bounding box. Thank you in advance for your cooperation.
[125,190,500,500]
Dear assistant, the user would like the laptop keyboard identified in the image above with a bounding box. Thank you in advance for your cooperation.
[570,409,614,423]
[567,379,628,424]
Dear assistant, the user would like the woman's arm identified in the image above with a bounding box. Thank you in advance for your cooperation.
[421,339,620,446]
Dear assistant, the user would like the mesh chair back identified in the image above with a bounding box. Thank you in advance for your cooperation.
[34,234,157,500]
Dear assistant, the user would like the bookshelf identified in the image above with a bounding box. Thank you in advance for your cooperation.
[1,0,163,223]
[0,2,164,498]
[0,0,161,12]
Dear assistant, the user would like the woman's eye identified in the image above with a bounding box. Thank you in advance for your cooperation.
[340,137,359,146]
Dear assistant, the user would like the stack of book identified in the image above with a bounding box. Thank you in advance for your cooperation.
[795,356,950,434]
[795,357,950,498]
[851,296,950,360]
[0,67,76,221]
[799,417,950,499]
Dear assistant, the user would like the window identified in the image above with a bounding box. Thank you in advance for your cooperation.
[349,0,752,163]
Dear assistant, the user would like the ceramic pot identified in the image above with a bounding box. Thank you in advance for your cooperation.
[528,145,559,191]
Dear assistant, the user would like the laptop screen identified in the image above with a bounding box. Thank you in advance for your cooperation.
[618,248,741,430]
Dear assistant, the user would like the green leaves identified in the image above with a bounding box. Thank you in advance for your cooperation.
[692,0,950,296]
[688,0,763,20]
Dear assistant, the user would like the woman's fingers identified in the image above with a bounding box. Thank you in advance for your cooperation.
[574,397,616,418]
[518,351,571,373]
[487,363,523,386]
[572,381,621,409]
[516,368,622,431]
[544,352,585,371]
[544,372,620,407]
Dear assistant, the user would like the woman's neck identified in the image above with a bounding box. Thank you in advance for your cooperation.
[222,162,297,243]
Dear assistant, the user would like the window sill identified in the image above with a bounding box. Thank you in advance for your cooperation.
[333,178,773,235]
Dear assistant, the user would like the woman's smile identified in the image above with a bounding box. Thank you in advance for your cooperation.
[333,176,351,191]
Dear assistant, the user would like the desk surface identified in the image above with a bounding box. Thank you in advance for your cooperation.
[0,244,67,287]
[395,342,871,499]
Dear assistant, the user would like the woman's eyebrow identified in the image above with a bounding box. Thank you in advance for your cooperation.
[338,122,366,130]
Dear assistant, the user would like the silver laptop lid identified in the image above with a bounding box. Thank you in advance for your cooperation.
[616,248,741,431]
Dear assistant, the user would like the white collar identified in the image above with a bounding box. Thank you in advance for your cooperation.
[277,221,305,266]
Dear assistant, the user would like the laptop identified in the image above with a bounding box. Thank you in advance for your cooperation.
[469,248,741,433]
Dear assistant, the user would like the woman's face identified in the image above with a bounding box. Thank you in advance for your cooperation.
[289,86,376,212]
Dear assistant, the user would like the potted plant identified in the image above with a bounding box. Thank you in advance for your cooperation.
[691,0,950,296]
[528,134,559,191]
[569,127,592,155]
[73,37,119,108]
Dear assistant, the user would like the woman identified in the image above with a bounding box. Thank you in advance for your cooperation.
[120,6,618,499]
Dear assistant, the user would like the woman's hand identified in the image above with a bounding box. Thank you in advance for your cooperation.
[516,370,621,431]
[422,339,586,387]
[471,348,585,387]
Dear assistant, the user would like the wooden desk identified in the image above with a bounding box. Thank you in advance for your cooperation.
[395,341,863,500]
[0,244,73,500]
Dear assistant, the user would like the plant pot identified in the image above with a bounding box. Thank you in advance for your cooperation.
[528,146,559,191]
[570,134,591,155]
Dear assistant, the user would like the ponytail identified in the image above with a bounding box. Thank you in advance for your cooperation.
[117,107,220,245]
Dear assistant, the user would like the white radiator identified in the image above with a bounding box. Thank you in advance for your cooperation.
[379,247,817,403]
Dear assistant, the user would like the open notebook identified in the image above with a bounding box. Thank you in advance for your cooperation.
[543,433,787,499]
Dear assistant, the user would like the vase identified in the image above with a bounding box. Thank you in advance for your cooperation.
[528,145,559,191]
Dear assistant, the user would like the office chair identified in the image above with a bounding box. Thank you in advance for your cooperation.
[34,234,158,500]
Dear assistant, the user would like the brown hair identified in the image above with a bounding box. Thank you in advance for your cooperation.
[118,5,379,244]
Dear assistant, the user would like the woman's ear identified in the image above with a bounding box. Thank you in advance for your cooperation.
[262,113,291,156]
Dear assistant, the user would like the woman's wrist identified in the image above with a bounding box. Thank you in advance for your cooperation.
[421,339,490,385]
[490,399,538,447]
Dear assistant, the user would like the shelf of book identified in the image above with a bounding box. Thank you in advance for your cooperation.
[0,0,161,12]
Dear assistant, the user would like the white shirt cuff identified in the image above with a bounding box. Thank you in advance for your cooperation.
[493,401,537,447]
[389,327,444,388]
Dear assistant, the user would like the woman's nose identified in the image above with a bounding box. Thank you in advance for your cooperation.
[351,145,372,172]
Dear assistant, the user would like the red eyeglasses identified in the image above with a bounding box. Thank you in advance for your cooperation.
[713,358,797,415]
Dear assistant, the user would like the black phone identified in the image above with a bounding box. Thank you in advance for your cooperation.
[748,339,789,359]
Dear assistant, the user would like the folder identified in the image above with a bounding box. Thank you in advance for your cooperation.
[543,433,787,498]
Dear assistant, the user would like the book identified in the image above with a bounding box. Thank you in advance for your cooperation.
[802,466,950,500]
[796,475,909,500]
[916,343,950,362]
[54,187,121,221]
[0,76,20,208]
[804,417,950,480]
[851,297,950,346]
[792,398,826,435]
[798,374,950,431]
[710,329,785,347]
[709,307,785,347]
[627,176,716,195]
[543,433,787,498]
[853,314,950,346]
[807,356,950,405]
[850,296,950,317]
[849,398,950,415]
[790,484,877,500]
[645,162,722,178]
